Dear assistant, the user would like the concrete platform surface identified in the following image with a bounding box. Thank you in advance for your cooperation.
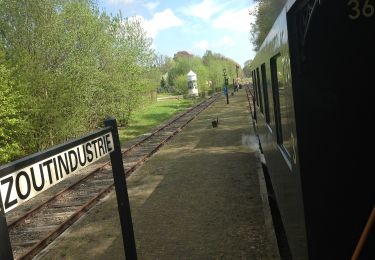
[36,90,280,260]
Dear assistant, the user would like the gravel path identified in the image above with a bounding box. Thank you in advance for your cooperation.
[36,90,279,260]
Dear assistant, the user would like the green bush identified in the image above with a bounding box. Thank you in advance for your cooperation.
[0,64,27,163]
[199,92,206,98]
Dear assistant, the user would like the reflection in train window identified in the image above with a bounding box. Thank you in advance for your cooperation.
[252,71,259,106]
[261,63,270,124]
[254,70,260,107]
[270,54,292,160]
[256,68,263,114]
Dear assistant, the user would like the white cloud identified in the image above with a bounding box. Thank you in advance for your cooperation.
[144,1,159,12]
[214,35,234,47]
[195,40,209,50]
[212,7,255,32]
[183,0,226,21]
[106,0,134,5]
[137,9,183,38]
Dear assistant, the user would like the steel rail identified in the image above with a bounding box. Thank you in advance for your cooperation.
[7,94,218,229]
[9,93,219,260]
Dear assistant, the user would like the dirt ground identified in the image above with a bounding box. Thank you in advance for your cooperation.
[35,90,279,260]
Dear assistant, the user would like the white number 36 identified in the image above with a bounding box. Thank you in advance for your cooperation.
[348,0,374,19]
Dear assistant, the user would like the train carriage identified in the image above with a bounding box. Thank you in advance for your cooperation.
[250,0,374,259]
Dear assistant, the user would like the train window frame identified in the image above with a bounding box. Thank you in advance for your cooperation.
[261,63,271,126]
[270,53,291,168]
[270,55,283,144]
[254,69,260,107]
[256,67,264,114]
[252,70,259,106]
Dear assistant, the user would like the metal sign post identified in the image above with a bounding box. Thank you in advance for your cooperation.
[0,117,137,259]
[224,83,229,104]
[223,68,229,104]
[0,194,13,260]
[105,118,137,260]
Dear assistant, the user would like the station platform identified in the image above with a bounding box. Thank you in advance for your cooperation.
[36,89,280,259]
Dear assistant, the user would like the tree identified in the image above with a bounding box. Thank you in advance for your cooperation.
[159,77,167,93]
[0,55,26,163]
[249,0,287,51]
[109,15,156,125]
[202,50,242,91]
[155,54,175,74]
[173,51,193,60]
[243,59,252,77]
[0,0,246,163]
[168,54,208,94]
[0,0,158,159]
[174,74,188,95]
[152,54,175,93]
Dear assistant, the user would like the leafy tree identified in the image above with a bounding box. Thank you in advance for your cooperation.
[173,51,193,60]
[159,77,168,93]
[249,0,287,51]
[160,77,166,89]
[243,59,252,77]
[0,0,157,160]
[161,50,243,96]
[0,0,245,164]
[202,50,242,91]
[174,74,189,95]
[155,54,175,92]
[168,54,208,95]
[109,15,156,126]
[0,57,26,163]
[155,54,175,75]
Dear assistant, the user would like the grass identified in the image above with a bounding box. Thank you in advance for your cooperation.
[156,93,181,98]
[118,97,201,144]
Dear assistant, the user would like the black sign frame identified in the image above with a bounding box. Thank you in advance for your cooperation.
[0,117,137,259]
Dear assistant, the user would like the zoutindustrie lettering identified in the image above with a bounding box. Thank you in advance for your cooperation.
[0,133,114,213]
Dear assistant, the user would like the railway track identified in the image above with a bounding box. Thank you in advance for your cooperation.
[5,93,219,259]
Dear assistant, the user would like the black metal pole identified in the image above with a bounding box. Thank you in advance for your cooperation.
[0,196,14,260]
[104,117,137,260]
[224,76,229,104]
[236,65,240,91]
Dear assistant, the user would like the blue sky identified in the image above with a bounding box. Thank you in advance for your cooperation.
[98,0,256,67]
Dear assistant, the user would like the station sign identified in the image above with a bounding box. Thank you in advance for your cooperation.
[0,118,137,260]
[0,131,113,213]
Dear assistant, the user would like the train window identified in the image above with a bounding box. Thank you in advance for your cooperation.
[252,71,259,106]
[270,54,292,161]
[261,63,270,124]
[256,68,264,114]
[270,56,282,143]
[254,70,260,107]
